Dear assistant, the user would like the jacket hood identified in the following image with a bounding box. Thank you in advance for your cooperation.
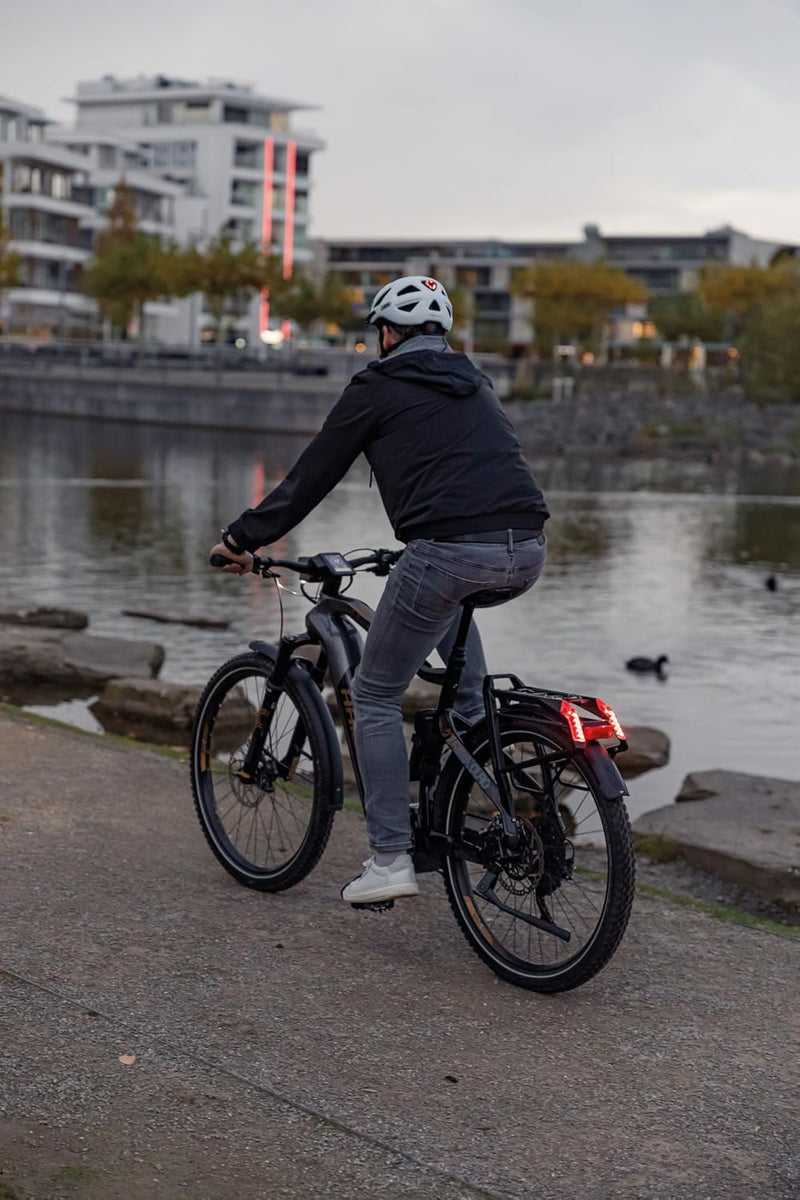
[370,350,487,398]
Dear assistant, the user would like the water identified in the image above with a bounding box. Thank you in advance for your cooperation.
[1,412,798,822]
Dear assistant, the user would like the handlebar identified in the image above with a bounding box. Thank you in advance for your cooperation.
[209,547,404,581]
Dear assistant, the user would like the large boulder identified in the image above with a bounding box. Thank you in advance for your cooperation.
[0,604,88,630]
[91,677,253,746]
[0,626,164,703]
[633,769,800,914]
[617,726,670,779]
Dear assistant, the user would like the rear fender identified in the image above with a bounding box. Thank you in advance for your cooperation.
[579,741,628,801]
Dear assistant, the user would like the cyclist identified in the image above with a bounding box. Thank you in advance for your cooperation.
[211,276,549,906]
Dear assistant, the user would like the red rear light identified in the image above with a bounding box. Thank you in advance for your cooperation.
[560,699,586,745]
[583,723,617,741]
[596,698,625,741]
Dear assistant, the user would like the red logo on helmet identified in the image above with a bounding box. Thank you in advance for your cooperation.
[422,278,438,290]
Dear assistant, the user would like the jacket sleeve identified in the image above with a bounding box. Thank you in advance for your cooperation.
[226,379,375,552]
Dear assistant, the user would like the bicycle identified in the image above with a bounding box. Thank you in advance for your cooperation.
[191,547,635,993]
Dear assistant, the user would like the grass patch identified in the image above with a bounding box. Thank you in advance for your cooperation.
[0,1178,27,1200]
[636,881,800,941]
[633,832,680,863]
[51,1164,97,1190]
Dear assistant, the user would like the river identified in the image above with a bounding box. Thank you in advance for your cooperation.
[1,412,798,823]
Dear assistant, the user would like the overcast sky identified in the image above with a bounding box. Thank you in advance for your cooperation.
[3,0,800,244]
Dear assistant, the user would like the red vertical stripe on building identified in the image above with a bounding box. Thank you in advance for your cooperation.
[259,137,275,336]
[283,140,296,280]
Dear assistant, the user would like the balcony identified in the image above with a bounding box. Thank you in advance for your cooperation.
[4,192,91,221]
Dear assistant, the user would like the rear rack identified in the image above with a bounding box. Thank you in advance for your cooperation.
[486,674,629,756]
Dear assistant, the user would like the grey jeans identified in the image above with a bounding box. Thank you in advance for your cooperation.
[351,534,547,854]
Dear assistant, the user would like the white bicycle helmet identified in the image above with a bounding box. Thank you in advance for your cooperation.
[367,275,454,332]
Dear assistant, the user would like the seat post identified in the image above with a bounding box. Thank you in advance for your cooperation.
[438,601,475,713]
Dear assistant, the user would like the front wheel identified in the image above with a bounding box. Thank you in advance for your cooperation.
[190,651,339,890]
[439,716,635,992]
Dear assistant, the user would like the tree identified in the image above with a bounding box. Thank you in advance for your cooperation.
[648,292,727,344]
[692,261,800,401]
[276,269,364,336]
[511,258,646,356]
[0,208,22,327]
[84,182,172,337]
[182,234,290,342]
[696,261,800,337]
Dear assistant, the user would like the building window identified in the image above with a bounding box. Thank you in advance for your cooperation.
[233,140,261,169]
[294,190,308,216]
[230,180,258,207]
[273,145,287,174]
[271,112,288,133]
[295,152,310,176]
[152,141,196,169]
[99,145,117,169]
[157,102,173,124]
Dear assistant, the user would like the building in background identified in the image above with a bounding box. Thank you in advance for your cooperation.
[0,96,95,337]
[318,224,794,352]
[46,126,187,339]
[70,74,325,345]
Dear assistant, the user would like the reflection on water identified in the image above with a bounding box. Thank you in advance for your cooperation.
[1,413,798,821]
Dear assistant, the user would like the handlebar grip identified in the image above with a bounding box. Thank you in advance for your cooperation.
[210,553,234,568]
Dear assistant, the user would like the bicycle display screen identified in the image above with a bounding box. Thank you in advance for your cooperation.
[318,553,351,575]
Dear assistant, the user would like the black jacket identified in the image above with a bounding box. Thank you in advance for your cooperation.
[227,350,549,551]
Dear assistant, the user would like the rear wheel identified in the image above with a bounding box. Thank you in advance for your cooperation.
[440,716,635,992]
[190,652,337,890]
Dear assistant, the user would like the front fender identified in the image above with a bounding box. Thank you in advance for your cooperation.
[248,640,344,812]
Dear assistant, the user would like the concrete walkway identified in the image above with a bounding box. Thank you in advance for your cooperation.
[0,711,798,1200]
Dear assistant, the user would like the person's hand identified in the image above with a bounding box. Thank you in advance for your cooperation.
[209,541,254,576]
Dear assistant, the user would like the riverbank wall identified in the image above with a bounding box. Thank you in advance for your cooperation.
[1,362,799,461]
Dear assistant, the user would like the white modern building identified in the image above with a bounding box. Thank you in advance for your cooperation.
[69,74,325,345]
[46,126,189,339]
[0,96,95,337]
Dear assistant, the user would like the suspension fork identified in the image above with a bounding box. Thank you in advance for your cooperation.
[239,637,303,781]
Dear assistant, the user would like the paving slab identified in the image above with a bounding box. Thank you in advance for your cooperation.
[0,711,798,1200]
[634,769,800,913]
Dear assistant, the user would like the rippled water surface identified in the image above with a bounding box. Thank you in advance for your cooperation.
[1,413,799,821]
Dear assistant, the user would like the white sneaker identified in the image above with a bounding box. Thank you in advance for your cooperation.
[341,854,419,904]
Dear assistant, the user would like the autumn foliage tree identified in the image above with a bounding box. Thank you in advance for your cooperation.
[0,208,22,326]
[695,261,800,401]
[84,182,176,337]
[512,258,646,357]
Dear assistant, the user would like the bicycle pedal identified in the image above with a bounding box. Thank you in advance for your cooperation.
[350,899,395,913]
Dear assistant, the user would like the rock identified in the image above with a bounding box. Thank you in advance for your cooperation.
[617,725,670,779]
[676,769,732,802]
[0,604,88,630]
[633,769,800,914]
[90,677,253,746]
[122,608,230,630]
[0,626,164,702]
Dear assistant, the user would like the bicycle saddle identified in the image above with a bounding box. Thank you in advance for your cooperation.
[464,587,520,608]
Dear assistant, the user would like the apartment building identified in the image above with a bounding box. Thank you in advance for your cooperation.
[46,126,188,339]
[70,74,325,344]
[0,96,95,337]
[320,237,575,350]
[320,224,793,350]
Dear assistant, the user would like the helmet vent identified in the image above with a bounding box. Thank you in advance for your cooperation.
[398,301,419,312]
[429,300,441,311]
[396,284,421,296]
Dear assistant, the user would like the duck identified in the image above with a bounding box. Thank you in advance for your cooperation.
[625,654,669,675]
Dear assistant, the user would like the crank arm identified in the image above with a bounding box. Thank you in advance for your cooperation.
[474,872,571,943]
